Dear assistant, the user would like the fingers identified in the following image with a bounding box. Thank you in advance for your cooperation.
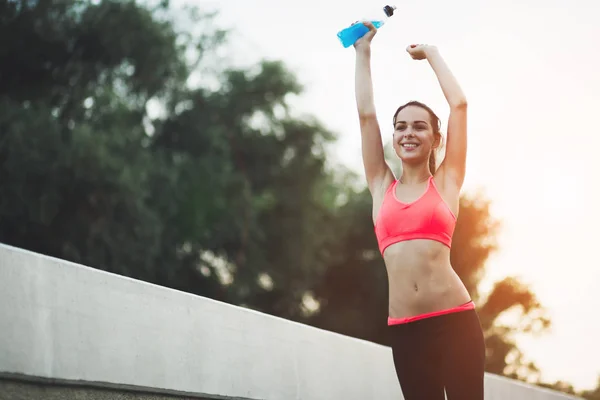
[406,44,426,55]
[354,21,377,46]
[362,21,377,31]
[351,20,377,30]
[405,44,431,60]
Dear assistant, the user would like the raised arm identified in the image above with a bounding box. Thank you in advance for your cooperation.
[408,45,468,189]
[354,23,394,195]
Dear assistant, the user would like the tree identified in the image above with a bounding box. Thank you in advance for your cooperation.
[453,195,551,380]
[581,378,600,400]
[152,59,340,315]
[0,0,186,282]
[0,0,339,311]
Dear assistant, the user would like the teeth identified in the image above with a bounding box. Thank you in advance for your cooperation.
[402,144,418,148]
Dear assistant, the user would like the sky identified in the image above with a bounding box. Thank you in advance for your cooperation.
[176,0,600,390]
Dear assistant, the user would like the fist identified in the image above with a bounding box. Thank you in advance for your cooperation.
[406,44,436,60]
[353,21,378,51]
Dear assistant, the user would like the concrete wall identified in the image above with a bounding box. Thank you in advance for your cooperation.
[0,244,582,400]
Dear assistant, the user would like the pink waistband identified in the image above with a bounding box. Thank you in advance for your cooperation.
[388,301,475,326]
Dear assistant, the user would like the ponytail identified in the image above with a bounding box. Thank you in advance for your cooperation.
[428,150,437,175]
[429,130,443,175]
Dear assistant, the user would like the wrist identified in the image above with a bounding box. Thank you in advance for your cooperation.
[355,46,371,57]
[424,45,439,59]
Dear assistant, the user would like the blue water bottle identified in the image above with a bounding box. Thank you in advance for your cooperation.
[337,5,397,48]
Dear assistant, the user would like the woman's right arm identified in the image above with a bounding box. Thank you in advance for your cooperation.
[354,23,394,195]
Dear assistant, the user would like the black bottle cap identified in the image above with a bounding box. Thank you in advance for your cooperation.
[383,5,396,17]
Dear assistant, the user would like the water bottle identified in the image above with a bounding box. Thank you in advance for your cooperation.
[337,5,397,48]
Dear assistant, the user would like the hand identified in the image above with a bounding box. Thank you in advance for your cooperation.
[406,44,437,60]
[353,21,377,52]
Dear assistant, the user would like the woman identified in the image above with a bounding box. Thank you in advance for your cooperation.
[353,22,485,400]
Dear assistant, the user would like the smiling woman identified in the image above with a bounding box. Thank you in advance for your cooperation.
[351,20,485,400]
[392,100,443,176]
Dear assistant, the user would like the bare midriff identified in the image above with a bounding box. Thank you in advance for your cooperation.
[382,238,471,319]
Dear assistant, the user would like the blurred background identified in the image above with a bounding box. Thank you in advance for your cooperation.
[1,0,598,397]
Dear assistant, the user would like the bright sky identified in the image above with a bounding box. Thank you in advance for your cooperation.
[179,0,600,391]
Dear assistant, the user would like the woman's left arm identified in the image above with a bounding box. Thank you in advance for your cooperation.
[411,45,468,188]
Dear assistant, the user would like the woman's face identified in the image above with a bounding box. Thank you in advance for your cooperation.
[392,105,438,163]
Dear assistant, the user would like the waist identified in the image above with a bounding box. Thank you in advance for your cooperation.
[384,242,470,321]
[388,301,475,326]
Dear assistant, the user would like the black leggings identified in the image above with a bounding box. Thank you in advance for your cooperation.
[389,309,485,400]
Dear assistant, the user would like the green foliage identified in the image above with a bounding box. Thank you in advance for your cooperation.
[0,97,164,279]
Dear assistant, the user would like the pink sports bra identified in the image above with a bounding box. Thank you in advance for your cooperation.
[374,176,457,254]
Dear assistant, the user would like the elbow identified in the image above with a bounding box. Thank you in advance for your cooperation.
[358,111,377,123]
[450,98,468,110]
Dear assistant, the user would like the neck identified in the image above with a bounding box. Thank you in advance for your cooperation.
[399,163,431,184]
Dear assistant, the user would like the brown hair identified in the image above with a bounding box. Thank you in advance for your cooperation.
[393,101,442,175]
